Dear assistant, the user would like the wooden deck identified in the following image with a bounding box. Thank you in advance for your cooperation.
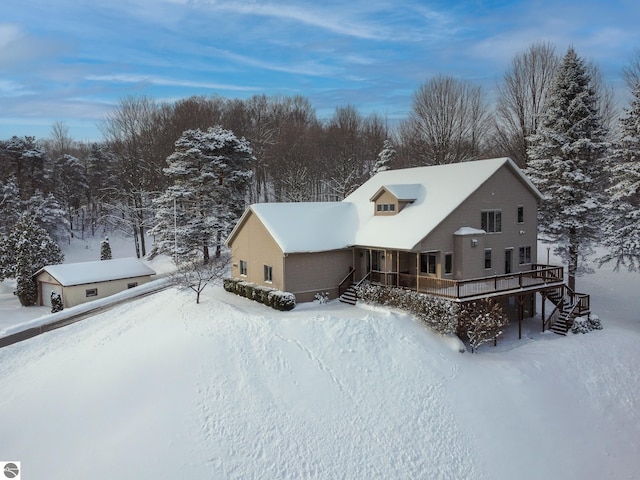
[369,264,565,301]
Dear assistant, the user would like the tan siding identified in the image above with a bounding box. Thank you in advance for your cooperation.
[415,164,538,279]
[284,250,354,302]
[36,273,153,308]
[62,276,152,308]
[228,211,285,291]
[373,190,399,216]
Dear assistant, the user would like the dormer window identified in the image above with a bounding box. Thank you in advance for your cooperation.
[370,184,421,216]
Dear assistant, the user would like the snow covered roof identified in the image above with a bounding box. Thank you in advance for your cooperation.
[228,157,541,253]
[241,202,358,253]
[346,157,540,250]
[370,184,423,202]
[35,258,156,286]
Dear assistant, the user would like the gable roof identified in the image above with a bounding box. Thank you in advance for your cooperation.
[228,202,358,254]
[35,258,156,286]
[370,184,423,202]
[227,157,542,253]
[345,157,541,250]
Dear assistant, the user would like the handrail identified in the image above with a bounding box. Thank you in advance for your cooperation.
[338,267,356,296]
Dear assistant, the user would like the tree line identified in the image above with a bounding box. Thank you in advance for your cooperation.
[2,41,640,295]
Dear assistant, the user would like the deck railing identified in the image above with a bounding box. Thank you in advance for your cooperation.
[369,264,564,300]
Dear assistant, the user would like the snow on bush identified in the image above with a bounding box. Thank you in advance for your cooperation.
[571,315,603,334]
[356,283,458,335]
[314,292,330,304]
[50,290,63,313]
[223,278,295,311]
[458,299,508,353]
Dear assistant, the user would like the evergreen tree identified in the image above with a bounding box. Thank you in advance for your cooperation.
[598,82,640,272]
[26,191,71,243]
[526,47,609,291]
[0,176,22,236]
[371,140,395,176]
[0,214,64,306]
[100,236,112,260]
[150,126,254,263]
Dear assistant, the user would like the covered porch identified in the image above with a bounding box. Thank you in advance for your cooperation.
[356,248,565,301]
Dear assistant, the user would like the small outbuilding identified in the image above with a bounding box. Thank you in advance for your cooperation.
[34,258,156,308]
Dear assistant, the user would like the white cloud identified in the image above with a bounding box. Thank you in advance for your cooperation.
[85,73,258,92]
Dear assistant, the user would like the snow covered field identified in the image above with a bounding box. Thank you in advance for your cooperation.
[0,238,639,479]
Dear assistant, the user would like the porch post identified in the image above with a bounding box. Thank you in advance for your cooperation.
[541,291,546,332]
[396,251,400,288]
[416,253,420,291]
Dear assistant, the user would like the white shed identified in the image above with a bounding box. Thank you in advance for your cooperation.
[34,258,156,308]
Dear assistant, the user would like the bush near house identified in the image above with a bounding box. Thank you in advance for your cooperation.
[223,278,296,311]
[356,283,459,335]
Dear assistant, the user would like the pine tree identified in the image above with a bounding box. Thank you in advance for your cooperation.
[26,191,71,243]
[150,127,254,264]
[598,82,640,271]
[526,47,609,291]
[0,176,22,236]
[371,140,395,176]
[100,236,112,260]
[0,214,64,306]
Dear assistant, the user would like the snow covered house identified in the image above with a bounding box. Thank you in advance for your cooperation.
[226,157,589,329]
[34,258,156,308]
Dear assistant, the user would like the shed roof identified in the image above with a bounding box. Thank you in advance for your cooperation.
[35,258,156,286]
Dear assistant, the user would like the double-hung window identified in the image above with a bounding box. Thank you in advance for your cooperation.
[264,265,273,283]
[481,210,502,233]
[484,249,492,269]
[519,246,532,265]
[240,260,247,276]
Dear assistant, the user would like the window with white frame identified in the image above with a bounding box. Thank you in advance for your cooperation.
[484,249,492,269]
[264,265,273,282]
[240,260,247,276]
[481,210,502,233]
[86,288,98,297]
[517,205,524,224]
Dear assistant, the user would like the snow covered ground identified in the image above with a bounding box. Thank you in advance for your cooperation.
[0,238,638,479]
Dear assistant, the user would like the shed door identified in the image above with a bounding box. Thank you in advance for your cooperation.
[40,282,59,307]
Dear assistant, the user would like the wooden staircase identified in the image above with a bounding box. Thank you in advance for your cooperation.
[339,285,358,305]
[546,287,591,335]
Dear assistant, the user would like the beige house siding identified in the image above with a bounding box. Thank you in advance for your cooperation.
[36,272,152,308]
[415,164,538,280]
[284,250,354,302]
[229,211,285,291]
[61,276,152,308]
[372,190,399,216]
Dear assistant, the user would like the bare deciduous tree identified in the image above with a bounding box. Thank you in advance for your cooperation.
[493,42,559,167]
[404,75,490,165]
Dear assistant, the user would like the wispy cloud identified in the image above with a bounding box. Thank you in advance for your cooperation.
[85,74,258,92]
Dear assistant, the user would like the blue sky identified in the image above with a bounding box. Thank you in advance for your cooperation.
[1,0,639,141]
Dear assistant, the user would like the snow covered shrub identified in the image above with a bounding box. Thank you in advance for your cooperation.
[356,284,458,335]
[268,291,296,311]
[314,292,329,304]
[223,277,293,310]
[458,299,508,353]
[253,285,275,304]
[51,290,63,313]
[223,277,238,293]
[571,315,603,334]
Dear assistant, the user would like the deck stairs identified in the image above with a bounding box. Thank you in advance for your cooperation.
[547,289,587,335]
[339,285,358,305]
